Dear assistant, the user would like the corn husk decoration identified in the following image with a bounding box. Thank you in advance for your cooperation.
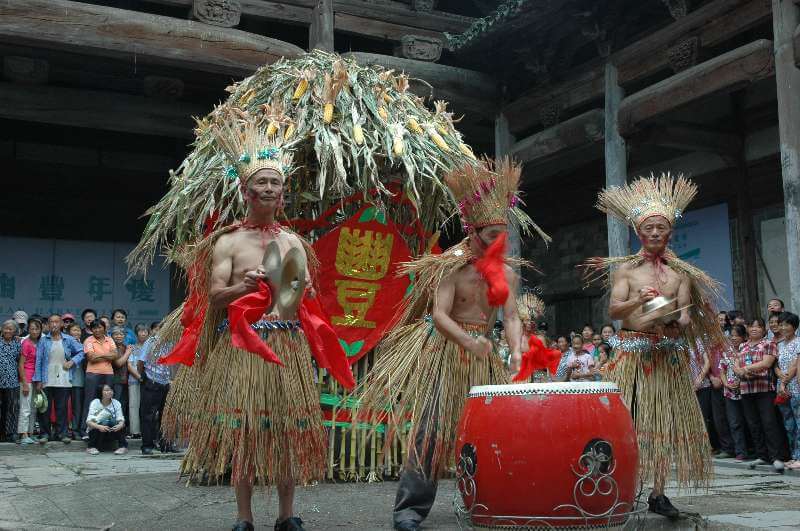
[517,289,546,323]
[128,50,478,273]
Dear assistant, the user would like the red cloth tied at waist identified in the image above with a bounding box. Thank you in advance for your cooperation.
[226,280,355,389]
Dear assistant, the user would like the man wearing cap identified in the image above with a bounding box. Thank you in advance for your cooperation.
[12,311,28,338]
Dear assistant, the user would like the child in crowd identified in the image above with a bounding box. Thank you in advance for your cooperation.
[567,335,595,381]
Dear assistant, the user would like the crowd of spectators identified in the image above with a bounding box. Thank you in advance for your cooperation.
[507,297,800,473]
[0,308,174,456]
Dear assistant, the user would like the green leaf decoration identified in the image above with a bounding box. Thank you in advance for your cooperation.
[405,271,415,298]
[358,206,376,223]
[339,339,365,357]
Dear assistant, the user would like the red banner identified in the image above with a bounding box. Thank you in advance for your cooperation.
[313,205,412,364]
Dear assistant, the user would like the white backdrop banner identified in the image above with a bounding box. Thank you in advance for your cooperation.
[0,237,170,326]
[631,202,735,308]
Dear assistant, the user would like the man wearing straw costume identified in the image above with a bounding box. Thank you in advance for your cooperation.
[154,114,355,531]
[582,174,727,519]
[355,158,550,531]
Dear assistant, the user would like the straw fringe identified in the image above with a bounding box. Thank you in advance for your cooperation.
[168,328,326,487]
[605,331,712,488]
[353,319,509,479]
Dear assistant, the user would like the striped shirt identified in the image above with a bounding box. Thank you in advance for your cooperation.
[739,339,777,395]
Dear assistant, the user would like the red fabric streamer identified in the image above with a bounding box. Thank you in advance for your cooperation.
[474,232,509,307]
[298,296,356,390]
[160,260,207,366]
[227,280,283,366]
[512,335,562,382]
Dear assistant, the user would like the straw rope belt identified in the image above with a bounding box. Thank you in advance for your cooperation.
[216,318,302,334]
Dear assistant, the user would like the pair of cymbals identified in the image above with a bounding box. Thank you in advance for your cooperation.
[262,241,307,319]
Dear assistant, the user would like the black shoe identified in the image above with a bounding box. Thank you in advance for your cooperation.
[275,516,305,531]
[394,521,420,531]
[232,521,254,531]
[648,494,680,519]
[141,447,154,455]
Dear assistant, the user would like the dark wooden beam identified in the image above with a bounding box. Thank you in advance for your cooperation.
[618,40,775,136]
[310,0,335,51]
[511,109,604,163]
[146,0,471,42]
[343,52,497,119]
[637,124,743,156]
[0,0,304,77]
[0,82,202,138]
[503,0,772,134]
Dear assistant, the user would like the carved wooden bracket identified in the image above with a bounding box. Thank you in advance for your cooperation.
[3,56,49,84]
[191,0,241,28]
[144,75,185,100]
[667,36,699,73]
[394,35,443,62]
[662,0,689,20]
[412,0,436,12]
[539,100,562,128]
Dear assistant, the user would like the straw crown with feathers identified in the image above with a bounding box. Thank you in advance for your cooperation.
[213,111,296,183]
[517,290,546,324]
[596,172,697,230]
[444,157,550,243]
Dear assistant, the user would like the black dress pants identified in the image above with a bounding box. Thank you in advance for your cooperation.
[741,391,787,461]
[140,379,170,450]
[39,387,70,439]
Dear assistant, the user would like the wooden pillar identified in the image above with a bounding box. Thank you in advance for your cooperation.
[731,94,760,317]
[772,0,800,312]
[309,0,334,52]
[495,112,520,260]
[604,62,630,258]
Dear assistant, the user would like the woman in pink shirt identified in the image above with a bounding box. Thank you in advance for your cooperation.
[18,318,41,444]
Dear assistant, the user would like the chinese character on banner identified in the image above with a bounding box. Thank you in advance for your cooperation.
[88,276,113,302]
[125,276,155,302]
[39,275,64,301]
[313,205,412,364]
[0,273,15,299]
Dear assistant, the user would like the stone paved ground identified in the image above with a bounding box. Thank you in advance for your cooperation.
[1,442,799,530]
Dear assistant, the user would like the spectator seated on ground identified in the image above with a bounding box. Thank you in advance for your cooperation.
[85,384,127,455]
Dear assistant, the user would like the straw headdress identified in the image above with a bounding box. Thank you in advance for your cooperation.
[597,173,697,230]
[444,157,551,243]
[517,289,545,324]
[213,110,295,183]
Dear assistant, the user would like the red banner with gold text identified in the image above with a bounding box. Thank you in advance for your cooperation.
[313,205,412,364]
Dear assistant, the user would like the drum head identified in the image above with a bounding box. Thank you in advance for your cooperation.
[468,381,620,398]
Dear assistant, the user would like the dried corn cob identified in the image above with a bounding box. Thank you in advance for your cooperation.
[292,78,308,100]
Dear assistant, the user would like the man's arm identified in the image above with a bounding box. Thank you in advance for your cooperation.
[501,265,523,371]
[431,273,490,357]
[608,267,650,320]
[208,235,256,309]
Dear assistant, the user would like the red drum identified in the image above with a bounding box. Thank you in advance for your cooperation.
[455,382,638,528]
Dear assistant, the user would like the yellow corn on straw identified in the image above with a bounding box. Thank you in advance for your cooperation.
[284,123,295,139]
[437,124,449,136]
[428,128,450,151]
[353,124,364,145]
[292,78,308,100]
[383,93,393,104]
[393,135,404,156]
[378,107,388,121]
[458,143,476,159]
[407,117,423,134]
[266,121,279,137]
[324,102,334,124]
[239,88,256,105]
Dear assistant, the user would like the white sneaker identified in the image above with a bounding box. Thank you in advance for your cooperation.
[114,447,128,455]
[773,460,785,471]
[86,448,99,455]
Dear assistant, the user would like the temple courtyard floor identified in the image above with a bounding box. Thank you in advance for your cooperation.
[1,441,799,530]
